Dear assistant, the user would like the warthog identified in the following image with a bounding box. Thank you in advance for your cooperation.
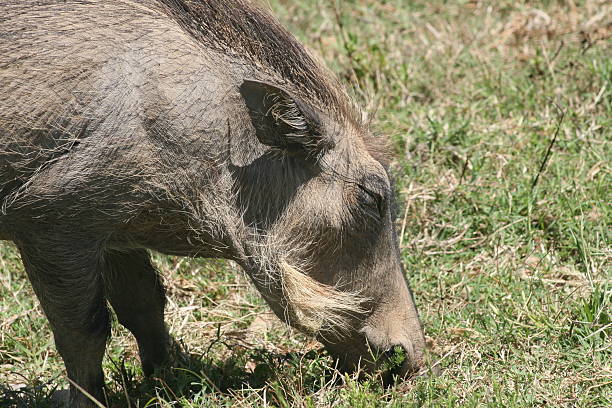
[0,0,428,406]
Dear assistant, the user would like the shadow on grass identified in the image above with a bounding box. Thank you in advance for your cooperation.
[0,381,62,408]
[104,345,336,407]
[0,347,331,407]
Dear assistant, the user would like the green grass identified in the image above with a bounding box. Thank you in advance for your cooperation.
[1,0,610,406]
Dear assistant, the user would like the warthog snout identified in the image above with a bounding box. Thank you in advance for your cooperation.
[321,280,427,379]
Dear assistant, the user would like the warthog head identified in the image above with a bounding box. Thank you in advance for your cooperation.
[233,79,427,378]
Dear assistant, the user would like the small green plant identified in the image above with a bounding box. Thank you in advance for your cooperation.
[383,345,407,373]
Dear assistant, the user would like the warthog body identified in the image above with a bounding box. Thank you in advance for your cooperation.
[0,0,427,406]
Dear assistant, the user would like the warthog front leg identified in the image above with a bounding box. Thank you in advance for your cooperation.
[102,249,171,375]
[17,239,109,408]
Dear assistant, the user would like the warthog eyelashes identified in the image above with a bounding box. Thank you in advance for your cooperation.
[357,184,386,221]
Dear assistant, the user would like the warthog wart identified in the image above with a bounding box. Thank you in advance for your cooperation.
[0,0,429,406]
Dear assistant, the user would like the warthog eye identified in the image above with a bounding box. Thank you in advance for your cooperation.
[358,185,385,220]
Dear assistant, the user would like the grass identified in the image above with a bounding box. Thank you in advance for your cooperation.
[1,0,610,406]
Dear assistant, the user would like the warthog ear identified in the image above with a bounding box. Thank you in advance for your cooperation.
[239,80,334,155]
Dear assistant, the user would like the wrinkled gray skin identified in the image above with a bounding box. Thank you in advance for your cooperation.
[0,1,427,406]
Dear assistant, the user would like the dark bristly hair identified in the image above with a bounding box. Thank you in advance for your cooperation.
[154,0,359,123]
